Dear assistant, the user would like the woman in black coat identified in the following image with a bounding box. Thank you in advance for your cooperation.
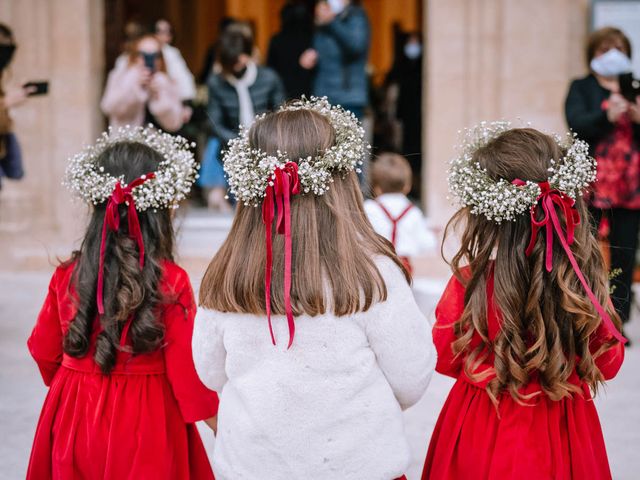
[565,26,640,333]
[267,2,314,100]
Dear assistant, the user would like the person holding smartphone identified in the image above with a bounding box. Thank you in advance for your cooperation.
[101,34,185,133]
[565,26,640,340]
[0,23,40,190]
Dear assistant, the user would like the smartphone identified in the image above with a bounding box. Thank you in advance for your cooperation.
[141,52,158,73]
[23,81,49,96]
[619,73,640,103]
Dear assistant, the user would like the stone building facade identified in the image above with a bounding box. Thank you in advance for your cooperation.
[0,0,592,266]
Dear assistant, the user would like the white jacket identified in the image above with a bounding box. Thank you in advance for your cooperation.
[100,63,184,132]
[364,194,436,257]
[162,44,196,101]
[192,257,435,480]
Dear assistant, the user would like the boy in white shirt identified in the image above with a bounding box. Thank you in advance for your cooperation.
[365,153,436,274]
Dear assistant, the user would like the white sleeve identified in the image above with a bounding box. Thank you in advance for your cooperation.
[164,46,197,100]
[192,307,228,392]
[411,210,437,254]
[362,258,436,410]
[364,200,389,240]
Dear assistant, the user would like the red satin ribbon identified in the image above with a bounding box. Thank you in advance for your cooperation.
[261,163,301,348]
[96,173,155,315]
[514,179,626,344]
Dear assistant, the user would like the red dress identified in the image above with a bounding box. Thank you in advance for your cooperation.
[422,271,625,480]
[27,260,219,480]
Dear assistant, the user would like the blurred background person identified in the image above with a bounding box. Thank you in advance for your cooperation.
[198,17,237,85]
[0,23,37,191]
[565,26,640,335]
[385,31,423,199]
[364,152,435,275]
[155,18,197,104]
[101,33,185,133]
[267,1,314,100]
[115,21,147,69]
[304,0,370,121]
[203,24,285,211]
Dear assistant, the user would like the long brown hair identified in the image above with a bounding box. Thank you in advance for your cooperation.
[63,142,175,374]
[443,128,621,404]
[199,108,409,316]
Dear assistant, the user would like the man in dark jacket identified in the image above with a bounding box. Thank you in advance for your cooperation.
[307,0,370,120]
[207,25,286,143]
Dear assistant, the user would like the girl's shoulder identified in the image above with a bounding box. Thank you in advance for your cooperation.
[375,254,402,270]
[51,260,76,290]
[158,260,192,294]
[373,255,410,291]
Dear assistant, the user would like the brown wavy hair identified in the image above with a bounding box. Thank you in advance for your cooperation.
[63,142,175,374]
[199,108,409,317]
[443,128,622,404]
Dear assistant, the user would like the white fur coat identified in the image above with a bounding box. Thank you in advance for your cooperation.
[192,257,435,480]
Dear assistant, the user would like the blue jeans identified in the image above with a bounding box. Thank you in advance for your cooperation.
[197,138,226,188]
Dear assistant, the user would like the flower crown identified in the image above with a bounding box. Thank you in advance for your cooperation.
[64,125,199,211]
[223,96,370,206]
[448,121,595,223]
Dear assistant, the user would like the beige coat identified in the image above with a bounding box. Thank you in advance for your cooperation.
[100,64,184,132]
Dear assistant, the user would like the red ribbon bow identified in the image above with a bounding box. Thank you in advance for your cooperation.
[261,162,301,348]
[96,173,155,315]
[514,179,626,344]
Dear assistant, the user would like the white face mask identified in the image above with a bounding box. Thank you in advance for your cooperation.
[590,48,632,77]
[327,0,345,15]
[404,42,422,60]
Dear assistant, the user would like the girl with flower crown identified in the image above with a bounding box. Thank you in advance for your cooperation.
[421,125,626,480]
[26,127,218,479]
[192,98,435,480]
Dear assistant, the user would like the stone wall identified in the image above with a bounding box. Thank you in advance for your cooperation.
[0,0,597,264]
[0,0,104,262]
[423,0,590,226]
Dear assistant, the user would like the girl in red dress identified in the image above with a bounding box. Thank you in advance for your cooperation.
[422,125,626,480]
[26,127,219,479]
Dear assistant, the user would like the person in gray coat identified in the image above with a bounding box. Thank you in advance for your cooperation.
[301,0,370,120]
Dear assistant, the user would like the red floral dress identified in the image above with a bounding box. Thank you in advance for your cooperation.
[422,270,624,480]
[591,107,640,209]
[27,260,219,480]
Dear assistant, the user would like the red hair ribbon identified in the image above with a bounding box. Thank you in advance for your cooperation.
[96,173,155,315]
[261,162,301,348]
[514,179,626,344]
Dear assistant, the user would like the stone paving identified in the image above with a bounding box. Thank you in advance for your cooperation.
[1,211,639,479]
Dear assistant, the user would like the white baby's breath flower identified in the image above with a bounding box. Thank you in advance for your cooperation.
[448,121,595,223]
[64,125,199,211]
[222,97,369,205]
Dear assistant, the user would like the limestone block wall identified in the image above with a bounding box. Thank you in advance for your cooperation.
[423,0,590,227]
[0,0,104,248]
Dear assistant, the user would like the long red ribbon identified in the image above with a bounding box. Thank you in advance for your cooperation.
[96,173,155,315]
[515,180,626,344]
[261,163,301,348]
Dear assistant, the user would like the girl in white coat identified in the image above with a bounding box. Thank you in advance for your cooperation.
[193,98,435,480]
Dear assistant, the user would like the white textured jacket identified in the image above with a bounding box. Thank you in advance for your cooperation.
[192,257,435,480]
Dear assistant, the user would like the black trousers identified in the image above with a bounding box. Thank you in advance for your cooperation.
[591,207,640,323]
